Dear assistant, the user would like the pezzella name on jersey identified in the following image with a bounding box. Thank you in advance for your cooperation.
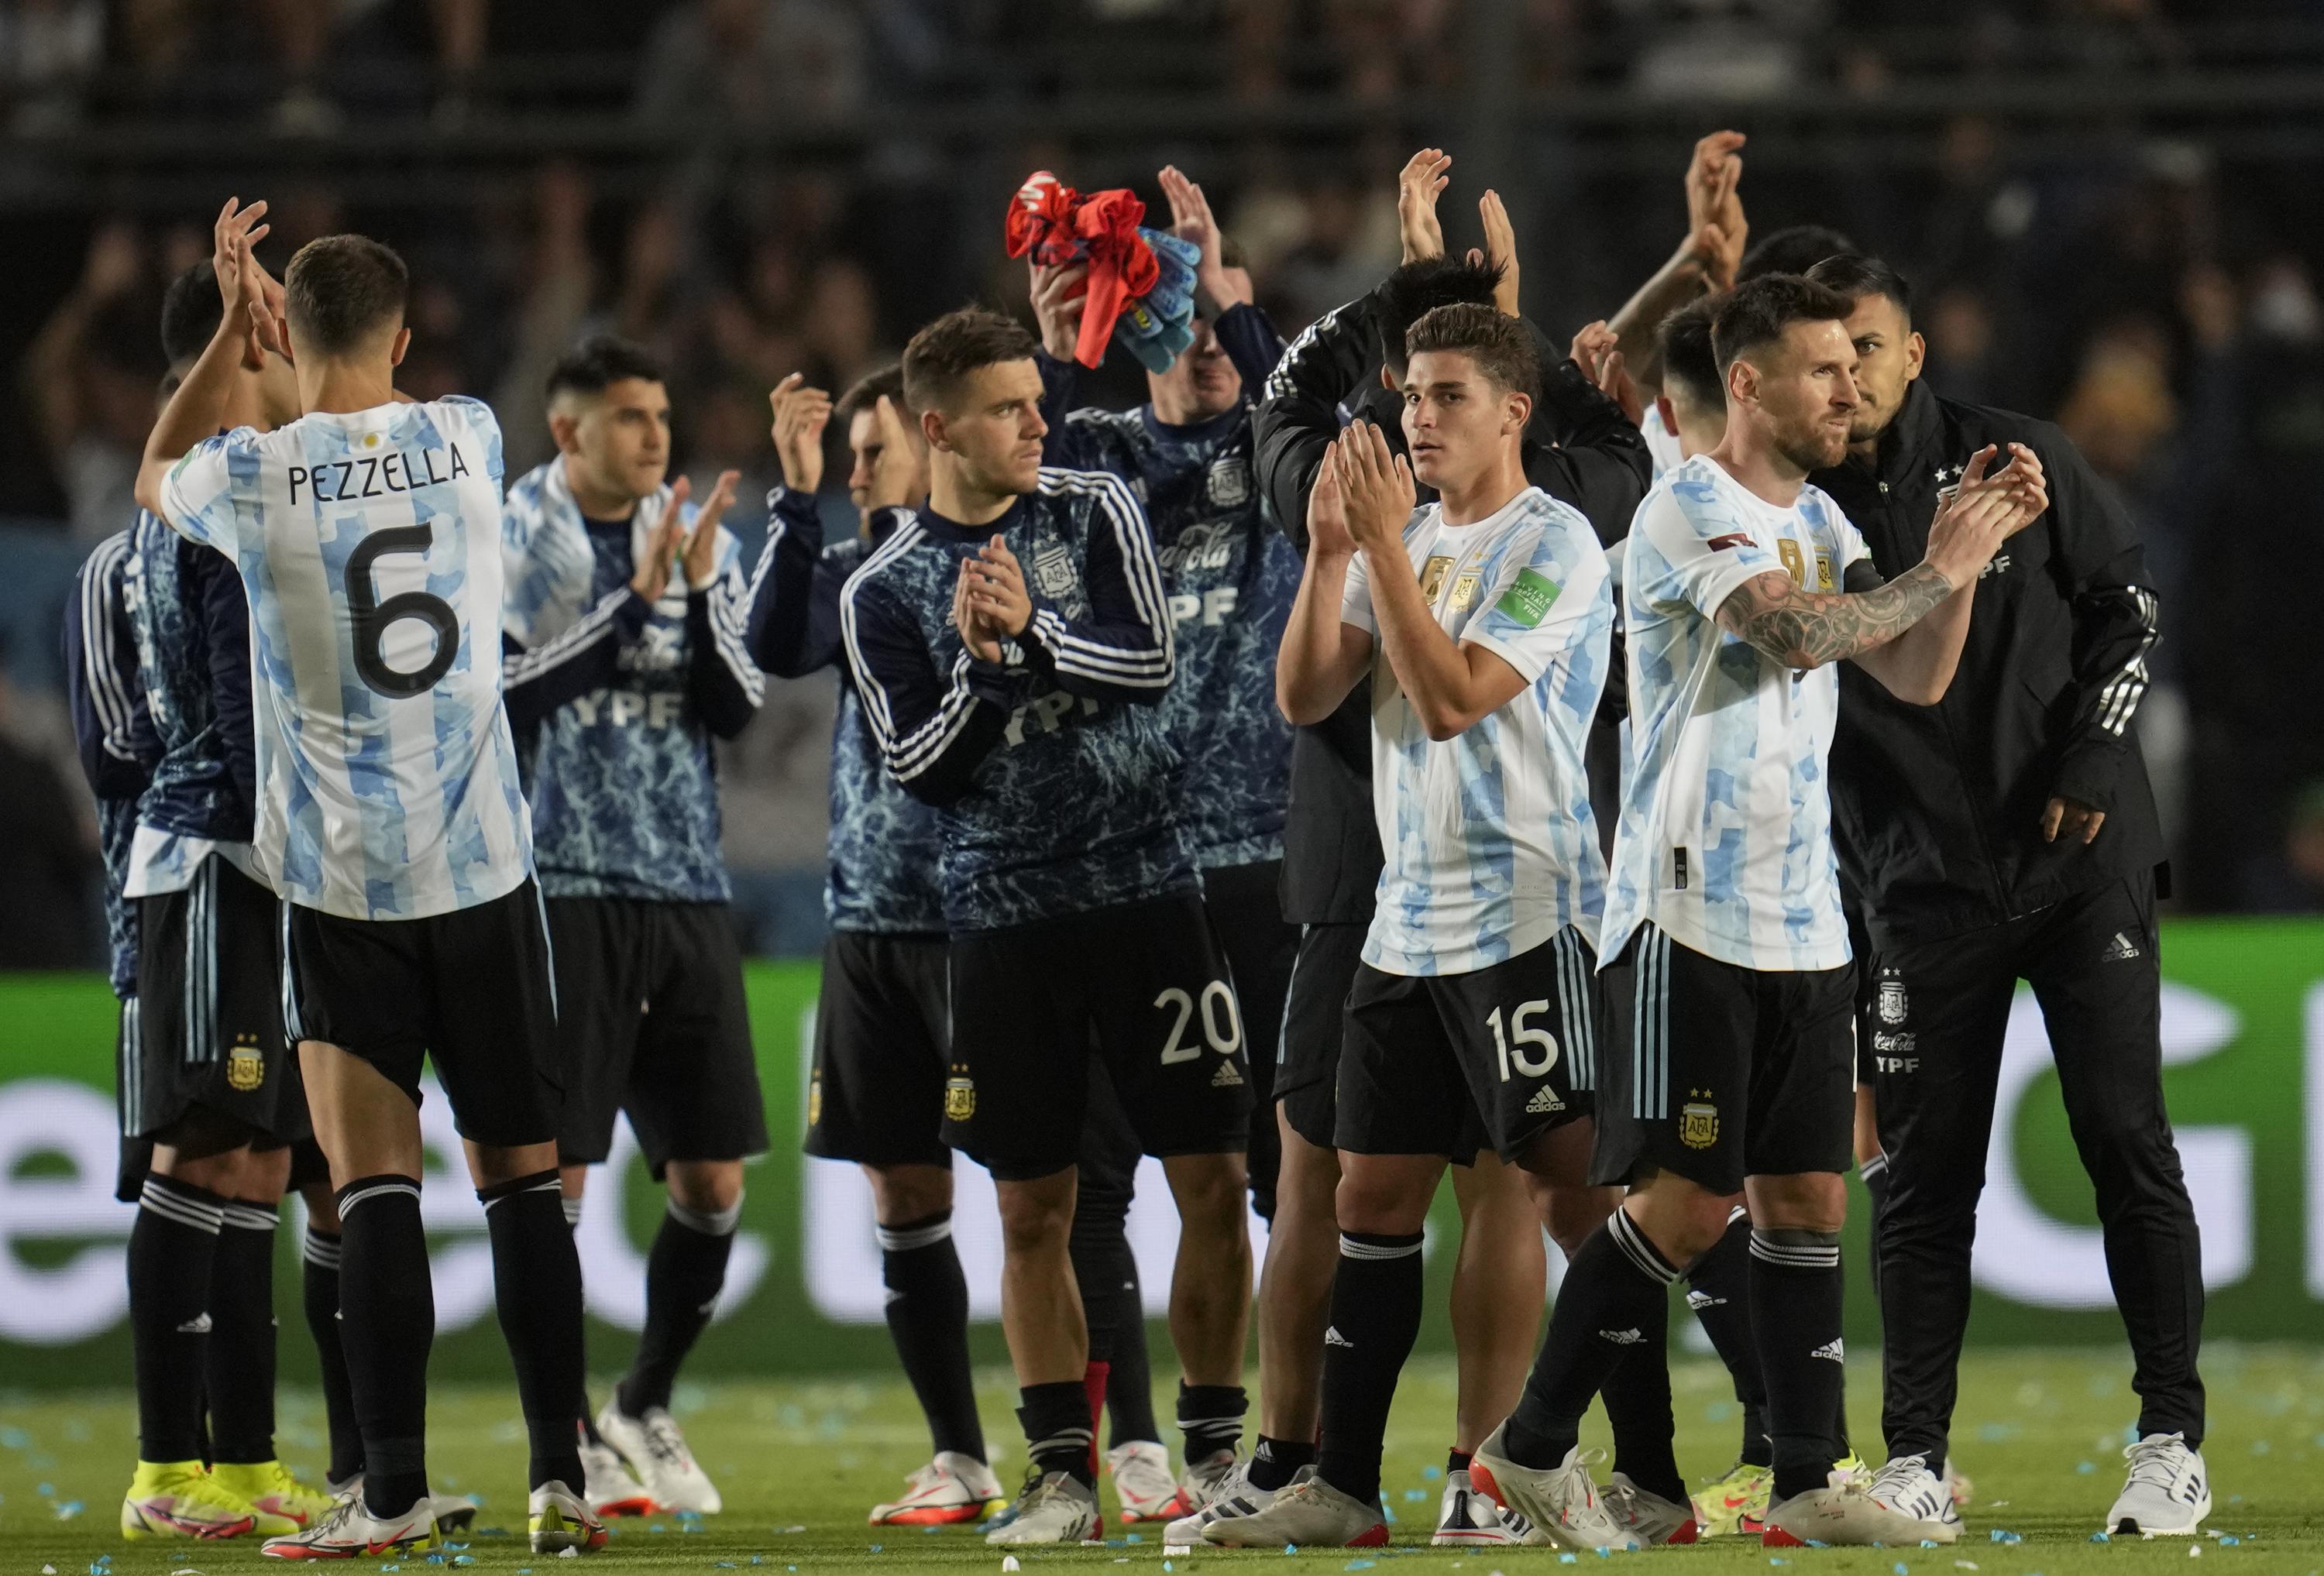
[287,441,472,506]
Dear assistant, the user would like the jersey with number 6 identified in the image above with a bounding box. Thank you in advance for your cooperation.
[157,396,531,920]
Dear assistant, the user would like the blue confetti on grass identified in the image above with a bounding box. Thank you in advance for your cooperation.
[1347,1562,1377,1571]
[1991,1528,2023,1544]
[1422,1466,1443,1481]
[1403,1489,1425,1502]
[452,1557,476,1566]
[2078,1461,2096,1474]
[2091,1532,2112,1543]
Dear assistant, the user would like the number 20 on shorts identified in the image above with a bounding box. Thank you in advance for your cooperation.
[1156,981,1242,1065]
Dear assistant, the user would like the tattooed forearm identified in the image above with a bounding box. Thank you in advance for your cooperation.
[1716,565,1957,668]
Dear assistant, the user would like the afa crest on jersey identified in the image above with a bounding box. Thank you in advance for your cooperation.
[1033,543,1079,600]
[1877,977,1909,1025]
[1206,454,1250,508]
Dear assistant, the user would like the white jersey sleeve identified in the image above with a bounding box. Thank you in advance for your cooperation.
[1460,520,1607,685]
[1337,537,1380,634]
[158,431,254,558]
[1633,474,1787,624]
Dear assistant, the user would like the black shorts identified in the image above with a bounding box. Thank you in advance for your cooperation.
[283,880,562,1149]
[1591,924,1855,1196]
[1202,859,1297,1220]
[127,855,306,1145]
[547,898,768,1175]
[805,929,951,1169]
[1276,921,1368,1152]
[945,891,1252,1180]
[1336,928,1600,1165]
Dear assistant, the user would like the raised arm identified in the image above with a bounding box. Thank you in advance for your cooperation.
[672,472,765,739]
[136,200,270,520]
[961,472,1175,703]
[501,482,694,731]
[1716,445,2049,702]
[1606,132,1747,384]
[1274,452,1376,726]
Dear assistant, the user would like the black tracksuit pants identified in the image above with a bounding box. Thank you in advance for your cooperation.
[1865,868,2205,1468]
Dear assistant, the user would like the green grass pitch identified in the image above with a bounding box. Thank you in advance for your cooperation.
[6,1349,2322,1573]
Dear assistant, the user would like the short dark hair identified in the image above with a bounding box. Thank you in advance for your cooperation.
[1710,274,1856,374]
[1657,294,1724,410]
[1738,225,1858,283]
[545,335,667,404]
[901,307,1037,414]
[284,235,409,358]
[1374,255,1504,371]
[160,263,223,369]
[1805,253,1913,321]
[837,363,905,422]
[1403,302,1539,400]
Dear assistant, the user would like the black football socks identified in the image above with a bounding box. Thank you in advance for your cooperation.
[877,1209,985,1462]
[1312,1231,1425,1508]
[129,1175,223,1464]
[479,1172,586,1493]
[338,1175,432,1517]
[616,1195,741,1417]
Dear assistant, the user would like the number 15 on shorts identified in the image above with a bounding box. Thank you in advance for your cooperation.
[1488,1000,1559,1081]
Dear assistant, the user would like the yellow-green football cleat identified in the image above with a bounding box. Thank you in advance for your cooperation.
[212,1461,333,1532]
[1692,1460,1772,1538]
[122,1461,260,1540]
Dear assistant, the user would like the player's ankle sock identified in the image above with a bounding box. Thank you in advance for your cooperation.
[302,1227,363,1483]
[1598,1293,1686,1505]
[129,1175,225,1464]
[1501,1210,1678,1471]
[1246,1435,1315,1493]
[877,1210,985,1462]
[1177,1381,1246,1462]
[1103,1267,1160,1449]
[1312,1229,1425,1508]
[477,1171,586,1493]
[1683,1209,1770,1468]
[1446,1447,1472,1475]
[615,1194,741,1417]
[206,1198,281,1464]
[1017,1381,1097,1488]
[1748,1227,1845,1503]
[338,1175,432,1519]
[561,1193,582,1230]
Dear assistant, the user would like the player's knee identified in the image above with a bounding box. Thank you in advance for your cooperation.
[1333,1165,1432,1238]
[865,1162,953,1224]
[1747,1173,1848,1235]
[995,1171,1076,1252]
[1167,1152,1250,1236]
[666,1160,744,1215]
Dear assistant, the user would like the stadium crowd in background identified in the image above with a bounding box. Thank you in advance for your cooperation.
[9,0,2324,935]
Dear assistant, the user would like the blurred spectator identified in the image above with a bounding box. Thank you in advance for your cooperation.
[2,0,103,132]
[636,0,866,124]
[0,667,96,967]
[22,224,162,547]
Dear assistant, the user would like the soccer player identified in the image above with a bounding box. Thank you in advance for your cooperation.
[1466,273,2046,1550]
[1802,252,2208,1538]
[753,366,1006,1526]
[1212,304,1618,1552]
[1245,153,1661,1550]
[112,262,338,1542]
[840,307,1253,1547]
[499,335,768,1517]
[132,204,599,1559]
[1028,166,1299,1517]
[1651,297,1727,472]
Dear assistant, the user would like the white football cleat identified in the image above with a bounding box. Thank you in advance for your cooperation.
[1468,1429,1639,1552]
[1105,1440,1181,1520]
[868,1451,1004,1526]
[1199,1475,1387,1548]
[597,1400,722,1514]
[577,1429,655,1518]
[260,1489,437,1560]
[1858,1454,1962,1543]
[527,1479,607,1555]
[2106,1433,2210,1537]
[324,1476,475,1535]
[985,1469,1100,1545]
[1162,1462,1307,1546]
[1764,1478,1942,1547]
[1599,1471,1700,1544]
[1432,1468,1542,1546]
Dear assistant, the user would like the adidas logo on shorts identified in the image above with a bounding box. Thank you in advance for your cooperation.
[1212,1061,1244,1088]
[1525,1086,1565,1114]
[2101,930,2143,961]
[1810,1337,1845,1362]
[1598,1327,1644,1344]
[1325,1327,1354,1348]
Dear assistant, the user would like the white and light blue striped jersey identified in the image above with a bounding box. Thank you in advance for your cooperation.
[1339,486,1613,977]
[157,396,532,921]
[1603,455,1872,973]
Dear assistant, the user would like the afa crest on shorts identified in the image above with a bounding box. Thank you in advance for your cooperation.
[1680,1091,1719,1150]
[227,1038,266,1092]
[944,1070,976,1121]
